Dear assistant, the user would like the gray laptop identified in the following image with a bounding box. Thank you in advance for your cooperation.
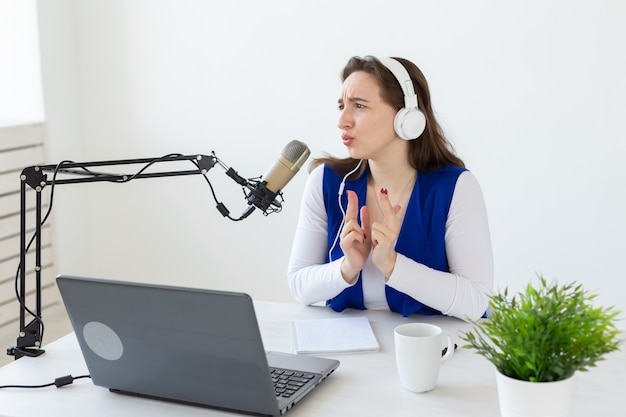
[56,274,339,416]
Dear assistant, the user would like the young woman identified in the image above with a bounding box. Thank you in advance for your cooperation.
[287,56,493,321]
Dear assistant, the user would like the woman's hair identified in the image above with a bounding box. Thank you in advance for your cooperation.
[311,55,464,179]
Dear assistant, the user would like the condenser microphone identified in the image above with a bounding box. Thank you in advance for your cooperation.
[245,140,310,215]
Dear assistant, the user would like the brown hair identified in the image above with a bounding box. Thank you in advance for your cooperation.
[311,55,464,179]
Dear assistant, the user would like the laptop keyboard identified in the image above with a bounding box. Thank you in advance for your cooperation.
[270,368,316,398]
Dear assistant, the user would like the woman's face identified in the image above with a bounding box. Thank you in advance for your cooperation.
[337,70,399,160]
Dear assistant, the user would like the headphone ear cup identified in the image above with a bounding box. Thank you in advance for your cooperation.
[394,107,426,140]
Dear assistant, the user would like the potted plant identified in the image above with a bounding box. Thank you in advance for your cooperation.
[462,275,622,417]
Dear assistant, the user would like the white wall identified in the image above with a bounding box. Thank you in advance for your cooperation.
[36,0,626,325]
[0,0,44,126]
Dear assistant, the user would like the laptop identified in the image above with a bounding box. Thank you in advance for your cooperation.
[56,274,340,416]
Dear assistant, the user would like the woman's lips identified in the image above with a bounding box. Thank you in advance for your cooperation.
[342,133,354,146]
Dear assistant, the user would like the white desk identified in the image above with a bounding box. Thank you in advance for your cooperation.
[1,301,624,416]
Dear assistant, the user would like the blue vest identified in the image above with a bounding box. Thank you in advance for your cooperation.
[323,164,465,317]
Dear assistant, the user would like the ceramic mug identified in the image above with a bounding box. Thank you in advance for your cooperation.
[394,323,454,392]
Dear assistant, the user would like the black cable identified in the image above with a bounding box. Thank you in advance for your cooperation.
[0,374,91,389]
[189,156,255,222]
[115,153,185,182]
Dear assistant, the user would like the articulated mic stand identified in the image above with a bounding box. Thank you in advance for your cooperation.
[6,153,274,359]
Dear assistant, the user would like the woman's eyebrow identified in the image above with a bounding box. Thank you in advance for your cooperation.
[338,96,370,104]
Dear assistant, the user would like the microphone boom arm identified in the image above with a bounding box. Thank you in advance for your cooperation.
[7,152,257,360]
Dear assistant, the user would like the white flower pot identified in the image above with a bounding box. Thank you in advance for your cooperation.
[496,370,575,417]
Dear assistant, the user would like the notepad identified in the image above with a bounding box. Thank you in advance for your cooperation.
[290,316,380,354]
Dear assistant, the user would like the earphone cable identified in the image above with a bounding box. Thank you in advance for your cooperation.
[327,159,364,262]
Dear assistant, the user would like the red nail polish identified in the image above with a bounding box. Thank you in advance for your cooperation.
[380,188,388,195]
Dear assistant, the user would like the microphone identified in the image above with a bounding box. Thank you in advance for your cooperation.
[245,140,311,215]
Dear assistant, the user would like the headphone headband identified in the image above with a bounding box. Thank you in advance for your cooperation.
[377,57,426,140]
[378,57,418,109]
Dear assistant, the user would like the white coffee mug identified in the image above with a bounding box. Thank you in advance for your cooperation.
[394,323,454,392]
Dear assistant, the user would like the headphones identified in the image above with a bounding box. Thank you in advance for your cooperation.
[378,57,426,140]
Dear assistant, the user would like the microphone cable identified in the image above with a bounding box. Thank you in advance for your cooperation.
[0,374,91,389]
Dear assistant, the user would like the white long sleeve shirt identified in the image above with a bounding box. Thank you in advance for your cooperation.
[287,165,494,322]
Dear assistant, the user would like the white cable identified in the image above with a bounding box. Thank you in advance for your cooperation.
[327,159,364,262]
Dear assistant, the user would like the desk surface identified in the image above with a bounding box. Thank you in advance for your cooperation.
[1,301,624,416]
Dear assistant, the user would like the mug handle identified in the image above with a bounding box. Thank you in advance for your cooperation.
[441,333,455,362]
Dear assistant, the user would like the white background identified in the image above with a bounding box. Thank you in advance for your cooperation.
[29,0,626,325]
[0,0,44,125]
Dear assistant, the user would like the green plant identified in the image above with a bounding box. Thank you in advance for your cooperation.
[462,275,622,382]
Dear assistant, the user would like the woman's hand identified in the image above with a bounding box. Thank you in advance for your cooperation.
[339,190,371,283]
[371,188,402,280]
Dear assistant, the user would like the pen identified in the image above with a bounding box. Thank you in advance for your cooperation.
[441,343,458,357]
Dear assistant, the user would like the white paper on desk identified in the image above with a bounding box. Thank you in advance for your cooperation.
[290,316,380,354]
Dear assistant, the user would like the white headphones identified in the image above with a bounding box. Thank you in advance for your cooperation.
[378,57,426,140]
